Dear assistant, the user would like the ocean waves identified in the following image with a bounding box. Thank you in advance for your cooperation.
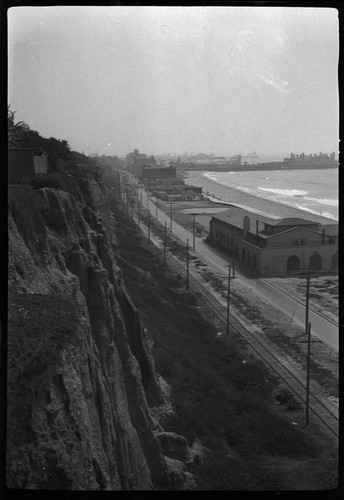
[257,187,308,197]
[198,168,338,221]
[304,196,338,207]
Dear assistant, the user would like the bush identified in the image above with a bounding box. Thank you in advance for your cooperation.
[196,450,282,490]
[31,174,62,190]
[8,293,80,378]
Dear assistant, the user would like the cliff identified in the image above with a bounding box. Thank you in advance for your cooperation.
[7,169,194,490]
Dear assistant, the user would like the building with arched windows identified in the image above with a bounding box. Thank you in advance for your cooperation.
[209,206,338,276]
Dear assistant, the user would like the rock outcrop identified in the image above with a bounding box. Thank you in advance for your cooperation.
[7,170,192,490]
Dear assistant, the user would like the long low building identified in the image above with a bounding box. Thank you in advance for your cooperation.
[209,206,338,276]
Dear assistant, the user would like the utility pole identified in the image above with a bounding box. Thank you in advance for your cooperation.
[304,265,311,426]
[299,264,317,426]
[219,265,236,336]
[163,222,167,265]
[306,322,311,426]
[186,238,189,290]
[231,243,235,278]
[226,266,231,335]
[192,214,196,250]
[148,211,151,244]
[125,188,129,215]
[170,203,173,231]
[305,267,310,347]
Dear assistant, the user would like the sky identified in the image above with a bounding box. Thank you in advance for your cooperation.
[8,6,339,159]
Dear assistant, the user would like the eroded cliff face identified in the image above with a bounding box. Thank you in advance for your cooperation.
[7,171,191,490]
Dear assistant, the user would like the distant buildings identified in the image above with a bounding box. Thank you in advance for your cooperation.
[152,184,203,202]
[126,149,203,201]
[209,206,338,276]
[126,149,158,177]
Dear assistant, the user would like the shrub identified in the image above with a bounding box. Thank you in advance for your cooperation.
[8,293,80,379]
[31,174,62,190]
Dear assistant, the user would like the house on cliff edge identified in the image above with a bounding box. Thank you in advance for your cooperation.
[8,148,48,184]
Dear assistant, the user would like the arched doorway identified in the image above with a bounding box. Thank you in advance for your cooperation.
[309,252,322,270]
[331,251,338,270]
[287,255,300,272]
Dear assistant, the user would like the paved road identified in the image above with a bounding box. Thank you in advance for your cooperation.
[128,176,339,351]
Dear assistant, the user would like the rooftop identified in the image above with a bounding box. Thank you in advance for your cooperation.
[211,206,280,232]
[267,217,319,227]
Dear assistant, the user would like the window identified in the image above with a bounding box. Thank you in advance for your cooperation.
[292,239,299,246]
[300,239,307,245]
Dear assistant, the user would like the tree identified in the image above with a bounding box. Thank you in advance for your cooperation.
[8,106,30,148]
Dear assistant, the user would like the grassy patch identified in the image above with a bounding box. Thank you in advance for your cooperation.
[109,202,321,489]
[8,293,80,378]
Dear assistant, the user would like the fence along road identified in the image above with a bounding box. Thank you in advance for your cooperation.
[131,179,338,352]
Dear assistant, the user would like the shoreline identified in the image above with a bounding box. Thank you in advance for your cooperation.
[184,171,337,225]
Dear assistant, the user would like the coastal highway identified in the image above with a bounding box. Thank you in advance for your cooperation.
[128,178,339,352]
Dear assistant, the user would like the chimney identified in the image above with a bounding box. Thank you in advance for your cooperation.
[256,220,259,236]
[322,228,325,244]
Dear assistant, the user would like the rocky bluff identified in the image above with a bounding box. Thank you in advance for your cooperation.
[7,169,196,490]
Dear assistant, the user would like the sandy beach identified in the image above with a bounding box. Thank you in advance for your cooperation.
[156,173,338,324]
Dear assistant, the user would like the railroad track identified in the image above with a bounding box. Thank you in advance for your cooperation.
[145,222,339,440]
[260,277,339,327]
[119,196,339,439]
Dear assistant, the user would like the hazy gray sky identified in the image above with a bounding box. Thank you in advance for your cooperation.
[8,6,339,158]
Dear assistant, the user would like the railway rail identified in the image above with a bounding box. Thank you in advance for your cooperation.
[116,186,339,439]
[139,214,339,440]
[260,277,339,327]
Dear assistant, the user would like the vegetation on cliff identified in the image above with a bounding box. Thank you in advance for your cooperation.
[7,170,172,490]
[6,115,337,489]
[107,187,338,490]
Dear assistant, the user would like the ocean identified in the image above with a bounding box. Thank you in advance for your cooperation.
[185,168,338,221]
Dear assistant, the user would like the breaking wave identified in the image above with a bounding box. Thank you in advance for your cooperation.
[304,196,338,206]
[257,187,308,197]
[295,205,337,221]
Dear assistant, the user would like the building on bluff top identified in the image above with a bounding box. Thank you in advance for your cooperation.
[209,206,338,276]
[8,148,48,184]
